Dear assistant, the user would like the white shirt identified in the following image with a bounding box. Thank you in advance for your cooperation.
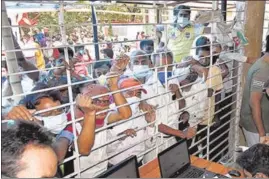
[181,78,208,128]
[22,41,36,58]
[75,113,110,178]
[107,100,149,165]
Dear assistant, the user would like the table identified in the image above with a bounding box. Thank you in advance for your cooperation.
[139,156,243,178]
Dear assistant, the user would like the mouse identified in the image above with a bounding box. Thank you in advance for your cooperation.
[228,170,241,177]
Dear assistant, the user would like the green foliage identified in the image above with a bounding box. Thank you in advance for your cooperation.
[26,3,143,36]
[108,23,113,37]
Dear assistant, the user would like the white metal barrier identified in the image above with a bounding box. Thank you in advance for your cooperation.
[1,1,247,178]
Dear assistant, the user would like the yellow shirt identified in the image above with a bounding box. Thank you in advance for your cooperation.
[34,43,45,70]
[201,66,224,125]
[166,25,204,63]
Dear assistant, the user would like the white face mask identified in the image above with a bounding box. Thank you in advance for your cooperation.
[173,67,190,83]
[178,17,189,27]
[98,75,107,85]
[35,113,67,134]
[126,96,141,114]
[133,65,153,79]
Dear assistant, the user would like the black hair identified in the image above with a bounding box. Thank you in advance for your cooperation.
[1,120,54,177]
[266,35,269,53]
[93,60,111,70]
[24,82,62,109]
[236,144,269,175]
[196,36,210,55]
[140,40,154,49]
[57,47,74,59]
[102,48,114,59]
[173,5,191,16]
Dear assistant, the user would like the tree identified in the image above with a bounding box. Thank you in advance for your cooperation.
[108,23,113,37]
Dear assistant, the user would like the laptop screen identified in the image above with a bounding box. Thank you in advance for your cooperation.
[97,156,139,178]
[159,141,190,178]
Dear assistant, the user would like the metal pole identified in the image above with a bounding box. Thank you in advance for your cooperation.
[1,0,23,104]
[58,1,81,177]
[91,5,100,60]
[221,0,227,21]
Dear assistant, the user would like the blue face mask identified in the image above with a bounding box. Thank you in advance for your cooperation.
[2,77,7,84]
[158,71,173,85]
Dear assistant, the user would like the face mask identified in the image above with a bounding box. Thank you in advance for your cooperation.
[158,71,173,85]
[173,67,190,83]
[133,65,153,79]
[178,17,189,27]
[98,75,107,85]
[35,113,67,134]
[126,96,141,114]
[2,77,7,84]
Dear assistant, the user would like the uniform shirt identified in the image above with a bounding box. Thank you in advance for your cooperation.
[240,58,269,133]
[165,25,204,63]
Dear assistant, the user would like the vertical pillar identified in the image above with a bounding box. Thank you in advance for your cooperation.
[91,5,100,60]
[2,0,23,103]
[244,1,265,59]
[221,0,227,21]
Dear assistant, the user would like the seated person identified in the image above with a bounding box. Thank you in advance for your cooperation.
[1,120,58,178]
[236,144,269,178]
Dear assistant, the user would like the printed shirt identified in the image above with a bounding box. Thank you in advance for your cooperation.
[240,58,269,133]
[166,24,204,63]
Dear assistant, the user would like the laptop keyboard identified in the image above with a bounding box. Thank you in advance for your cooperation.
[179,167,205,178]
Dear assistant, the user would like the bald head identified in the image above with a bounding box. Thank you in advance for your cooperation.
[17,145,57,178]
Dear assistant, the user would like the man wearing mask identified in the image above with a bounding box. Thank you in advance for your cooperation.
[240,35,269,146]
[162,5,204,63]
[73,58,132,178]
[107,78,154,167]
[126,50,186,163]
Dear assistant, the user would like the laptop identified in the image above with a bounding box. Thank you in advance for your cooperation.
[97,155,140,178]
[158,139,206,178]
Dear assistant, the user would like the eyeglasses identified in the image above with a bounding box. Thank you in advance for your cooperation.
[92,98,110,106]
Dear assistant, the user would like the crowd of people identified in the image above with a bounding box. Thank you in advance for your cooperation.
[1,4,269,178]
